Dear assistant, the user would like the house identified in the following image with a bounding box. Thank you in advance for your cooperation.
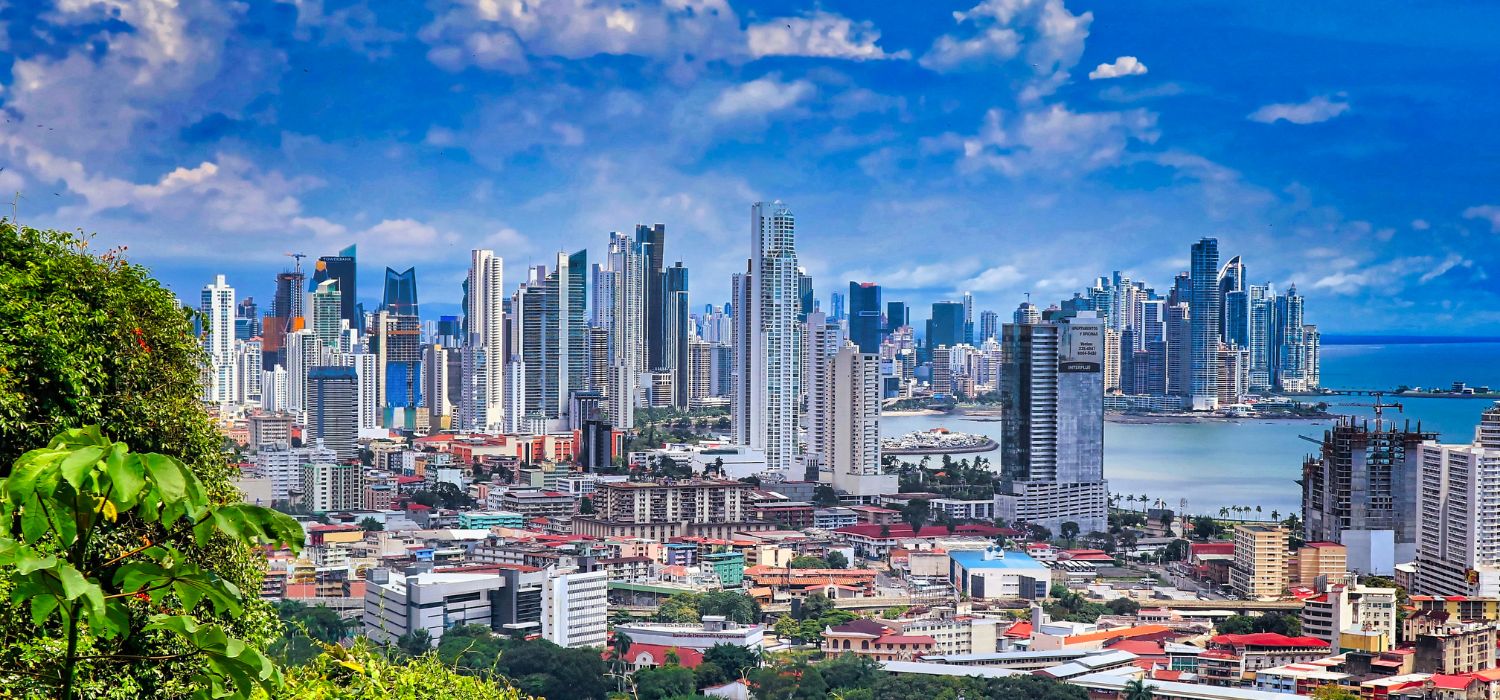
[1197,633,1330,686]
[604,643,704,672]
[821,619,936,661]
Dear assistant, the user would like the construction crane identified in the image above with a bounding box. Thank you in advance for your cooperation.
[285,251,307,274]
[1299,391,1406,446]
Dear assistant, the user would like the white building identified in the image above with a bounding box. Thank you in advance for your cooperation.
[614,616,764,652]
[605,232,647,430]
[200,275,238,407]
[363,570,506,646]
[732,201,800,477]
[826,344,892,499]
[461,249,506,433]
[235,338,263,405]
[1300,579,1398,650]
[541,569,608,648]
[1414,402,1500,596]
[253,441,336,502]
[302,461,361,512]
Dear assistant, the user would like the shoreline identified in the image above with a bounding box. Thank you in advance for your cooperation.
[884,440,998,456]
[882,408,946,416]
[1106,413,1333,425]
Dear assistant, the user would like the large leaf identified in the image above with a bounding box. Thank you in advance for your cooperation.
[58,445,105,490]
[106,449,147,509]
[142,453,188,504]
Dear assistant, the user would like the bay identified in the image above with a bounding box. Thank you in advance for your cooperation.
[879,342,1500,517]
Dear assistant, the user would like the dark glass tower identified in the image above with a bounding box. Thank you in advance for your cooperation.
[926,301,966,350]
[312,244,358,327]
[382,267,419,318]
[848,281,882,353]
[640,223,667,370]
[885,301,909,336]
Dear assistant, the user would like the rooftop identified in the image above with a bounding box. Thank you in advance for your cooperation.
[948,549,1045,570]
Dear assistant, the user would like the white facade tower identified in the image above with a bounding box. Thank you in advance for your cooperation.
[200,275,238,407]
[462,249,506,433]
[734,201,800,476]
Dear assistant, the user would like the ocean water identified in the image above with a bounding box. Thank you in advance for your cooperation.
[880,342,1500,517]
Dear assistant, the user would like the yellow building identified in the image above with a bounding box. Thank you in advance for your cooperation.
[1230,524,1289,600]
[1409,595,1500,622]
[1291,542,1349,587]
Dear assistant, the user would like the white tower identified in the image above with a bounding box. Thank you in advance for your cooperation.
[200,275,238,407]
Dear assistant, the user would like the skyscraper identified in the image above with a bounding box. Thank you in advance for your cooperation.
[382,267,418,317]
[1189,238,1221,411]
[962,290,974,344]
[307,365,358,461]
[510,251,586,426]
[200,275,237,406]
[310,279,343,350]
[1218,255,1245,344]
[926,301,966,350]
[1302,415,1434,574]
[1414,403,1500,596]
[664,262,690,408]
[805,310,838,478]
[847,282,882,353]
[732,201,800,475]
[607,232,647,430]
[462,249,505,433]
[829,291,845,322]
[311,245,358,327]
[996,314,1109,534]
[1275,285,1307,391]
[640,223,667,371]
[885,301,909,337]
[825,344,892,499]
[978,310,999,344]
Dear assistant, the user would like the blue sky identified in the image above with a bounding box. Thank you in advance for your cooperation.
[2,0,1498,334]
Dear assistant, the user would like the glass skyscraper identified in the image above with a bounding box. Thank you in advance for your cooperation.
[1189,238,1220,411]
[847,281,882,353]
[382,266,418,317]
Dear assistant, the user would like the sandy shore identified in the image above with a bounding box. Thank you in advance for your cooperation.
[883,409,946,416]
[1106,413,1334,424]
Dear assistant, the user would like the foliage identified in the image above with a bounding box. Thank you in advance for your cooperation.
[1192,516,1223,540]
[1106,597,1142,616]
[279,640,534,699]
[702,643,759,678]
[1162,539,1190,562]
[358,517,384,532]
[899,499,931,533]
[799,592,835,621]
[824,551,848,569]
[578,496,595,515]
[410,482,473,510]
[1309,684,1361,700]
[633,663,695,700]
[1217,613,1301,636]
[656,590,762,625]
[812,485,839,507]
[869,669,1086,700]
[1122,678,1157,700]
[490,637,609,700]
[270,601,354,667]
[435,625,506,675]
[0,427,305,699]
[893,455,998,501]
[0,223,283,696]
[789,556,832,569]
[396,629,434,657]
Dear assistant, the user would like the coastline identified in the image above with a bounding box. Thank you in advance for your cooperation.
[882,408,946,416]
[1105,413,1333,425]
[884,439,999,456]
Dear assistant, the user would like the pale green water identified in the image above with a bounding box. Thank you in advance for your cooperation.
[880,342,1500,516]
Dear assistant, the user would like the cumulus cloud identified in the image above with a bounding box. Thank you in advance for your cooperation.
[842,260,985,290]
[1412,219,1431,231]
[420,0,742,76]
[944,104,1158,177]
[1248,94,1350,125]
[1463,205,1500,232]
[920,0,1091,100]
[963,264,1025,291]
[709,75,816,119]
[1088,55,1147,80]
[748,11,908,61]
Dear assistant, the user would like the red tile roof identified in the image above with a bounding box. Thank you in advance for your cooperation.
[1430,674,1479,689]
[1003,621,1033,638]
[603,643,704,669]
[834,523,1003,539]
[1210,633,1329,648]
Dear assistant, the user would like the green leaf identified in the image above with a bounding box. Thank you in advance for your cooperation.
[29,594,59,626]
[56,563,93,601]
[49,426,107,448]
[2,456,49,505]
[15,551,58,575]
[19,498,51,544]
[101,603,132,640]
[114,560,171,597]
[59,445,104,490]
[143,454,187,504]
[106,450,147,509]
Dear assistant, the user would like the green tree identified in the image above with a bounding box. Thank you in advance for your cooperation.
[1310,684,1362,700]
[900,499,931,533]
[634,664,695,700]
[398,628,435,656]
[1163,539,1190,562]
[359,516,385,532]
[492,639,609,700]
[0,223,288,696]
[772,614,799,640]
[702,642,759,679]
[818,653,880,692]
[812,485,840,507]
[281,640,533,699]
[579,496,595,514]
[698,590,762,624]
[1192,515,1221,539]
[0,427,304,699]
[824,551,849,569]
[1106,597,1142,616]
[1123,678,1158,700]
[436,625,506,675]
[800,592,835,620]
[657,593,703,623]
[789,555,832,569]
[1060,521,1081,541]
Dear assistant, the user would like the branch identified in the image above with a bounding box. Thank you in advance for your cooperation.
[73,651,197,662]
[99,540,153,569]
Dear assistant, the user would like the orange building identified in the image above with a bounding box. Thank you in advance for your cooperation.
[822,619,935,661]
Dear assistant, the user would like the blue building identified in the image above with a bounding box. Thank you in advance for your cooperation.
[848,282,882,353]
[948,548,1051,600]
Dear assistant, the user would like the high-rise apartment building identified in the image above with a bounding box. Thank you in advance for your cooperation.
[1189,238,1221,411]
[825,344,892,499]
[301,461,361,512]
[995,314,1108,534]
[201,275,238,406]
[373,310,422,429]
[606,232,647,430]
[541,569,609,649]
[926,301,966,351]
[310,278,343,351]
[805,311,839,476]
[664,262,690,408]
[310,246,358,327]
[1414,402,1500,596]
[978,310,999,344]
[254,440,335,502]
[462,249,506,433]
[1230,524,1289,600]
[732,201,800,475]
[641,223,667,372]
[307,365,359,461]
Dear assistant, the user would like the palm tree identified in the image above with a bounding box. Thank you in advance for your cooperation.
[610,630,635,694]
[1271,510,1280,522]
[1255,505,1263,521]
[1125,494,1136,510]
[1219,507,1229,519]
[1139,494,1149,512]
[1123,678,1157,700]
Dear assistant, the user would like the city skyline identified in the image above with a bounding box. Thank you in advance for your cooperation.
[3,1,1499,334]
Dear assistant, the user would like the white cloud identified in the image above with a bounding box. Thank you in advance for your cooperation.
[748,11,908,61]
[1463,205,1500,232]
[963,264,1025,291]
[709,75,815,119]
[1088,55,1147,80]
[1411,219,1431,230]
[1312,271,1371,294]
[842,260,984,289]
[949,104,1158,177]
[1248,94,1350,125]
[420,0,742,76]
[919,0,1091,100]
[1419,253,1473,284]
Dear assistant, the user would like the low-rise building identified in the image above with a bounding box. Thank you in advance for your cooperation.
[812,508,858,530]
[1299,579,1398,651]
[497,489,576,518]
[822,619,935,661]
[1196,633,1330,686]
[948,547,1050,600]
[456,511,525,529]
[615,616,764,652]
